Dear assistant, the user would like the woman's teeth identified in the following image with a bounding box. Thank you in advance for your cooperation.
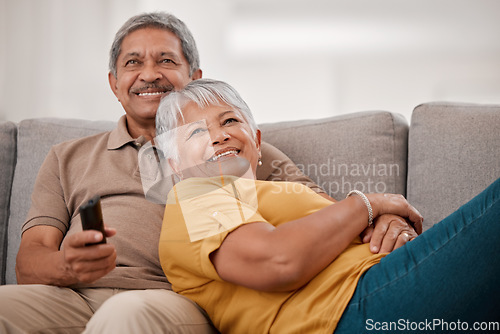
[209,150,238,162]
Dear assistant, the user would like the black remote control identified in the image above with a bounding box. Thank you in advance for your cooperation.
[79,195,106,245]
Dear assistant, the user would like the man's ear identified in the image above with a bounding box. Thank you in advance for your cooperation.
[191,69,202,80]
[108,72,119,100]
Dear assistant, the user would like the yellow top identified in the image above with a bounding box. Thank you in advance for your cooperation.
[159,176,385,333]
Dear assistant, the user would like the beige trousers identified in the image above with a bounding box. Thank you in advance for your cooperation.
[0,284,218,334]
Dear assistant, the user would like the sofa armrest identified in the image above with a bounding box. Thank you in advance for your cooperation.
[407,102,500,231]
[0,122,17,285]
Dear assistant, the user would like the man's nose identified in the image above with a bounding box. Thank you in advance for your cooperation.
[139,62,162,82]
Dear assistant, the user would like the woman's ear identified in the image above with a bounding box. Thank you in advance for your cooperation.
[255,129,262,152]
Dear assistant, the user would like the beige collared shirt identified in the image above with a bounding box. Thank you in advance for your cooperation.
[24,115,170,289]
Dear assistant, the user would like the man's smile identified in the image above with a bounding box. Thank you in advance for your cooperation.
[130,84,174,97]
[137,91,164,97]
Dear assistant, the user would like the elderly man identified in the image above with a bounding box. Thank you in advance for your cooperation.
[0,12,323,334]
[0,12,417,334]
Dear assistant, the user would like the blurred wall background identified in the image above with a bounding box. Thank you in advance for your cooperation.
[1,0,499,124]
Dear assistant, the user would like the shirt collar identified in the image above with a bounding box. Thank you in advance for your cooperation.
[107,115,148,150]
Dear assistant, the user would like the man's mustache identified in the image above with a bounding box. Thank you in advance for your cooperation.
[130,83,174,94]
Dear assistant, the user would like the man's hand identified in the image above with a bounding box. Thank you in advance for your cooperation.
[16,225,116,286]
[63,226,117,284]
[360,214,419,253]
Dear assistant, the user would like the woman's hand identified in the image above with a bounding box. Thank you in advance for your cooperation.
[360,214,419,253]
[358,193,422,253]
[367,193,423,228]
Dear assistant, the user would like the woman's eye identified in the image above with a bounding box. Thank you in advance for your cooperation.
[187,128,207,139]
[223,118,239,125]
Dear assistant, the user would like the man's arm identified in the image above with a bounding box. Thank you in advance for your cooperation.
[16,225,116,286]
[15,145,117,286]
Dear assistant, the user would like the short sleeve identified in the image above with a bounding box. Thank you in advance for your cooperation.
[23,148,70,234]
[162,177,268,281]
[168,176,266,243]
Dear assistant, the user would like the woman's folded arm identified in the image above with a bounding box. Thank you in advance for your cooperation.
[210,192,423,292]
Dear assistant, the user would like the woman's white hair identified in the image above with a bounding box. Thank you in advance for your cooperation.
[155,79,259,162]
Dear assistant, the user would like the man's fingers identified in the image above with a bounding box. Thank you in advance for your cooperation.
[66,230,106,248]
[360,225,374,243]
[103,225,117,237]
[369,217,389,253]
[379,228,399,253]
[371,214,419,253]
[393,231,410,250]
[63,243,117,284]
[71,259,116,283]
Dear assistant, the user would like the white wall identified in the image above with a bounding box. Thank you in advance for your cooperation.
[1,0,499,125]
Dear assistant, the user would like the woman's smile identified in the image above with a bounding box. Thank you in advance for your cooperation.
[172,101,261,178]
[207,148,240,162]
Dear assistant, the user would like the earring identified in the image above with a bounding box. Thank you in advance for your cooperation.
[258,158,263,166]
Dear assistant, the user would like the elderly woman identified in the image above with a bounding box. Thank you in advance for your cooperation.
[156,79,500,333]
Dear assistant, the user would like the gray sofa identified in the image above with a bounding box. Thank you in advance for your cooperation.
[1,102,499,285]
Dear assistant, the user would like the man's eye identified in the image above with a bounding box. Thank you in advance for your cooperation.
[161,59,175,64]
[125,59,139,66]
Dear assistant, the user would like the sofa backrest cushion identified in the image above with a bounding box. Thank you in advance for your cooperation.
[4,112,409,284]
[259,111,409,200]
[407,102,500,231]
[5,118,116,284]
[0,122,17,284]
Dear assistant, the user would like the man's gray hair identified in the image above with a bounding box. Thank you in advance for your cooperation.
[109,12,200,77]
[155,79,259,162]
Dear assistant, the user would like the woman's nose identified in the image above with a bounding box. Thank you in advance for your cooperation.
[211,130,230,145]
